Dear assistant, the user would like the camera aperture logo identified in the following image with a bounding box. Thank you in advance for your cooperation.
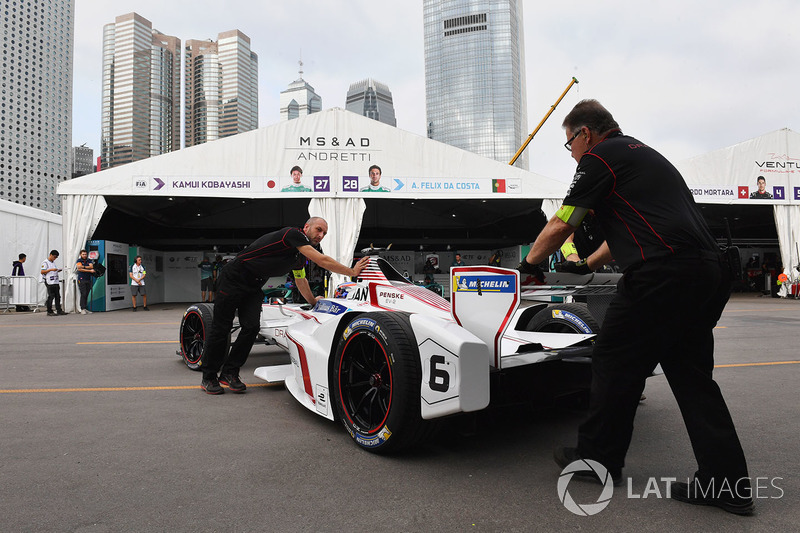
[557,459,614,516]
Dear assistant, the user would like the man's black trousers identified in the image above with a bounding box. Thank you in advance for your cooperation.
[577,253,750,485]
[45,283,62,312]
[200,267,264,379]
[77,280,91,310]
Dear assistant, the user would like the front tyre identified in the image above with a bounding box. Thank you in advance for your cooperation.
[333,312,430,454]
[179,303,214,370]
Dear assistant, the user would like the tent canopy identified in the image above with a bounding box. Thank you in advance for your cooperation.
[59,108,567,252]
[677,128,800,273]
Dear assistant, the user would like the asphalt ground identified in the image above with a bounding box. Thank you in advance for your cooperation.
[1,293,798,532]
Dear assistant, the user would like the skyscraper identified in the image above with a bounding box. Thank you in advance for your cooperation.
[280,62,322,121]
[72,145,94,178]
[185,30,258,147]
[101,13,180,169]
[346,79,397,126]
[1,0,74,213]
[423,0,528,169]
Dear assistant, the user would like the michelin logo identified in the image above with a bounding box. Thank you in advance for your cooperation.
[452,275,516,293]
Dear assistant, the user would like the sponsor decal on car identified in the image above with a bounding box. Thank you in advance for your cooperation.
[452,274,516,293]
[342,317,378,340]
[552,310,593,333]
[313,300,346,315]
[354,426,392,448]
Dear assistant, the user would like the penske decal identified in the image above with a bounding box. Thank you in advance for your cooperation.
[452,274,516,293]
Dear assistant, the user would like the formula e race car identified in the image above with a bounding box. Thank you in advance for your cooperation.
[178,256,619,453]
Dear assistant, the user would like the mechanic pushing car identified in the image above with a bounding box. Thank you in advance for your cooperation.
[200,217,370,395]
[518,100,753,515]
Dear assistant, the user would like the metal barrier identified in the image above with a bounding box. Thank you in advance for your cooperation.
[1,276,41,313]
[0,277,9,310]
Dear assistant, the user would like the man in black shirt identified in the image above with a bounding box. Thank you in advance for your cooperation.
[200,217,369,395]
[519,100,752,515]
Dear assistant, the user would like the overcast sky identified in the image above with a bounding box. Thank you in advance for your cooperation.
[72,0,800,183]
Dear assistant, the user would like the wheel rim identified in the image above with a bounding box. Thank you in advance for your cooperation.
[338,332,392,433]
[180,311,204,364]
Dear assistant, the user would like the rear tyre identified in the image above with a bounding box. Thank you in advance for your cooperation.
[525,302,599,334]
[179,303,214,370]
[332,312,431,454]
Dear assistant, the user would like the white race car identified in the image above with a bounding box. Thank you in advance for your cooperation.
[178,256,619,453]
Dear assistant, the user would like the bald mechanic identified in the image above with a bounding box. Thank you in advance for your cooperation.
[200,217,370,395]
[518,100,753,515]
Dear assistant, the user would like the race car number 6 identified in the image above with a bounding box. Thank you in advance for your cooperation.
[428,355,450,392]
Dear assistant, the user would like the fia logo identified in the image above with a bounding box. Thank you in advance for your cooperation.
[134,179,147,190]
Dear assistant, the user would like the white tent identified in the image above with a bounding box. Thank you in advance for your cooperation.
[0,199,62,306]
[677,128,800,279]
[58,108,568,311]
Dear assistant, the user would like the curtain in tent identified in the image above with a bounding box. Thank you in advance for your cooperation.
[541,198,561,220]
[61,195,108,312]
[773,205,800,282]
[307,197,366,296]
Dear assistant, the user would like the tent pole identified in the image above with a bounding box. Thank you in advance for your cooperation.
[509,77,579,166]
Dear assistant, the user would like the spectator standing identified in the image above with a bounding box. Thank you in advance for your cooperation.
[451,253,465,267]
[41,250,66,316]
[11,253,30,312]
[198,256,214,302]
[12,253,26,275]
[75,249,95,314]
[129,256,149,311]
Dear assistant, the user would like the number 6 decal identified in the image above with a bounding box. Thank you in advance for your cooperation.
[428,355,450,392]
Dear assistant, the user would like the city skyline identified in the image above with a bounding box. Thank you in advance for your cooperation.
[72,1,800,183]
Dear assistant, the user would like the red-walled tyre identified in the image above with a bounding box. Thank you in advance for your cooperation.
[332,312,433,454]
[178,303,215,370]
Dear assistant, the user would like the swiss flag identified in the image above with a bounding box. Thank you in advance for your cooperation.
[738,186,749,199]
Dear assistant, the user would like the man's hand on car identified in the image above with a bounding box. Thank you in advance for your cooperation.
[516,258,545,284]
[555,259,592,275]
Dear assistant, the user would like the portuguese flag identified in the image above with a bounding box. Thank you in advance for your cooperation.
[492,179,506,193]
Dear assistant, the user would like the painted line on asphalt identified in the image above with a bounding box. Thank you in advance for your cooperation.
[715,360,800,368]
[2,361,796,394]
[0,383,282,394]
[77,341,177,345]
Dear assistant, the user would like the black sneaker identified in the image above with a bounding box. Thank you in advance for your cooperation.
[56,310,68,316]
[47,311,56,316]
[671,480,755,516]
[201,376,224,395]
[132,307,137,312]
[554,446,623,487]
[143,306,150,311]
[219,373,246,393]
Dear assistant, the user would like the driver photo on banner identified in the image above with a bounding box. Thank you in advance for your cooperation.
[281,165,312,192]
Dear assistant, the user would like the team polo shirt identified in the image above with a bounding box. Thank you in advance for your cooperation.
[130,263,146,285]
[563,131,717,270]
[232,227,310,285]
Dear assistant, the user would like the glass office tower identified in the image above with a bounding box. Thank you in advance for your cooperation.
[1,0,74,213]
[101,13,180,169]
[185,30,258,147]
[424,0,528,168]
[346,79,397,126]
